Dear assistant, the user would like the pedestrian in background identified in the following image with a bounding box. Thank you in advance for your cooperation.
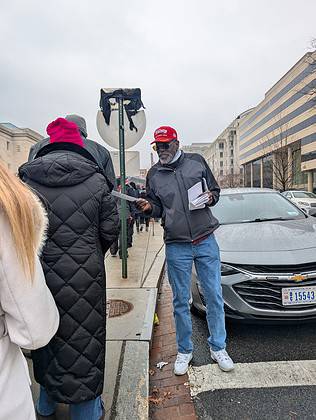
[0,162,59,420]
[136,126,234,376]
[110,180,133,258]
[126,181,138,247]
[19,117,119,420]
[139,190,150,232]
[134,184,143,233]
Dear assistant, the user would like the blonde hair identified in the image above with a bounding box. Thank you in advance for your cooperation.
[0,161,38,280]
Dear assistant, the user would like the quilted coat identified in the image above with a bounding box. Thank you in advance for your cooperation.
[19,148,119,404]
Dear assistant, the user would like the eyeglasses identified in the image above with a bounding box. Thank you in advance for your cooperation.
[152,141,175,152]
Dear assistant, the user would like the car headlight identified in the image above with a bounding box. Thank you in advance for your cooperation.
[221,263,239,276]
[298,201,310,207]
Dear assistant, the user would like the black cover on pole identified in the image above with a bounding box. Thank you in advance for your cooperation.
[99,88,145,132]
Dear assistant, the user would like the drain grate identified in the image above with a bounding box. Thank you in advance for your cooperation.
[106,299,134,318]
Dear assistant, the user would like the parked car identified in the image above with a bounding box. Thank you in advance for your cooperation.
[191,188,316,322]
[282,190,316,217]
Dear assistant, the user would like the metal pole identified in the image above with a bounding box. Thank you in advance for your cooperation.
[118,97,128,278]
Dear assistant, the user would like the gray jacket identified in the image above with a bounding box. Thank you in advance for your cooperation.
[146,152,220,243]
[28,137,116,190]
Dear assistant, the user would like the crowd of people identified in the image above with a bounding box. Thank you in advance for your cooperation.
[109,181,151,258]
[0,117,233,420]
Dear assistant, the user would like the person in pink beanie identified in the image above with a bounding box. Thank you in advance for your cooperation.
[19,116,119,420]
[46,117,84,147]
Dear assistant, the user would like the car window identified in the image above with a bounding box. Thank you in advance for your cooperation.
[212,192,305,224]
[293,192,316,199]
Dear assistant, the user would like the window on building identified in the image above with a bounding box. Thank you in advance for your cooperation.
[231,159,234,165]
[219,142,224,149]
[230,140,234,148]
[220,161,223,167]
[263,155,273,188]
[220,152,223,158]
[231,168,234,175]
[6,142,10,151]
[244,163,251,187]
[252,159,261,188]
[292,146,307,187]
[16,145,21,152]
[220,170,223,176]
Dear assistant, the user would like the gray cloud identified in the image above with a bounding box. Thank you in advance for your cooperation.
[0,0,315,167]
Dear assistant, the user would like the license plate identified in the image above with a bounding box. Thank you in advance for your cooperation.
[282,286,316,306]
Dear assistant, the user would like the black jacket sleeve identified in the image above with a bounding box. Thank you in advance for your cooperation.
[99,188,120,252]
[146,171,163,218]
[102,154,116,192]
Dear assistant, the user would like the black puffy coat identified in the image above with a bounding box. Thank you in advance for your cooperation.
[19,149,119,404]
[28,136,116,191]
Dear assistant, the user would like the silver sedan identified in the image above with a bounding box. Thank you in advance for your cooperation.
[191,188,316,322]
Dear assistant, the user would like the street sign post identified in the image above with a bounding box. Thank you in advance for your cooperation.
[118,95,128,276]
[97,88,146,278]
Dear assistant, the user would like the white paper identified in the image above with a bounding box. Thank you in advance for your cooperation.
[188,181,204,210]
[191,192,209,207]
[188,178,209,210]
[111,190,138,202]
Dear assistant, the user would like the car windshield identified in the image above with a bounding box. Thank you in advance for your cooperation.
[292,191,316,199]
[212,192,305,225]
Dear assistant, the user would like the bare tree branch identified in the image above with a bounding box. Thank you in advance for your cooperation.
[260,117,301,191]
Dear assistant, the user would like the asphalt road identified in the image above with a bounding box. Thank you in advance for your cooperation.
[190,314,316,420]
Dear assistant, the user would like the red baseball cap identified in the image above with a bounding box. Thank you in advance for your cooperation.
[151,126,178,144]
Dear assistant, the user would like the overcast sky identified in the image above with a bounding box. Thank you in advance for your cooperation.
[1,0,315,167]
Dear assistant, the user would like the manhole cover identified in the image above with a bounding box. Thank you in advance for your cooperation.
[106,299,134,318]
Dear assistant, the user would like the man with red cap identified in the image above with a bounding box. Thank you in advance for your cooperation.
[136,126,234,375]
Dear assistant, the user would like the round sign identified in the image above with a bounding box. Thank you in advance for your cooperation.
[96,109,146,150]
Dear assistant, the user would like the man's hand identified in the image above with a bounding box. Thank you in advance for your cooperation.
[135,198,152,213]
[206,191,213,205]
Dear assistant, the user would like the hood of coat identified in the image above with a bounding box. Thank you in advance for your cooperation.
[31,193,49,255]
[19,151,100,188]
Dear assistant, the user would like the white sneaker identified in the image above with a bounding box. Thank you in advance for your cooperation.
[210,349,234,372]
[174,352,193,375]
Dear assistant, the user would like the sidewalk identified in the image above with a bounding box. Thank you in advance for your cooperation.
[149,276,197,420]
[28,221,165,420]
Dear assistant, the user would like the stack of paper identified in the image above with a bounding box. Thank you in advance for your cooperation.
[188,179,209,210]
[191,192,210,207]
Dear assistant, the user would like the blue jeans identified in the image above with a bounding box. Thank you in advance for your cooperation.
[36,386,103,420]
[165,234,226,353]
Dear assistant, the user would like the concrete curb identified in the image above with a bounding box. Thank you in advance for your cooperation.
[108,243,165,420]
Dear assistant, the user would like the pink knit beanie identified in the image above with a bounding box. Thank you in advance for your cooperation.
[47,117,84,147]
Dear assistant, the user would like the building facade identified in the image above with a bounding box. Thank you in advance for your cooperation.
[206,118,242,187]
[183,122,242,187]
[0,123,43,173]
[239,52,316,192]
[182,142,213,157]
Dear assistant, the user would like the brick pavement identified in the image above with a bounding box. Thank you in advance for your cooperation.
[149,274,197,420]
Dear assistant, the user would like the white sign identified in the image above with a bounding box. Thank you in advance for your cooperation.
[96,108,146,150]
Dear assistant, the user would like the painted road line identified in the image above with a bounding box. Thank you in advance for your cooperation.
[188,360,316,396]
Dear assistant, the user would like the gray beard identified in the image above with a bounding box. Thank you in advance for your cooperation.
[159,154,174,164]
